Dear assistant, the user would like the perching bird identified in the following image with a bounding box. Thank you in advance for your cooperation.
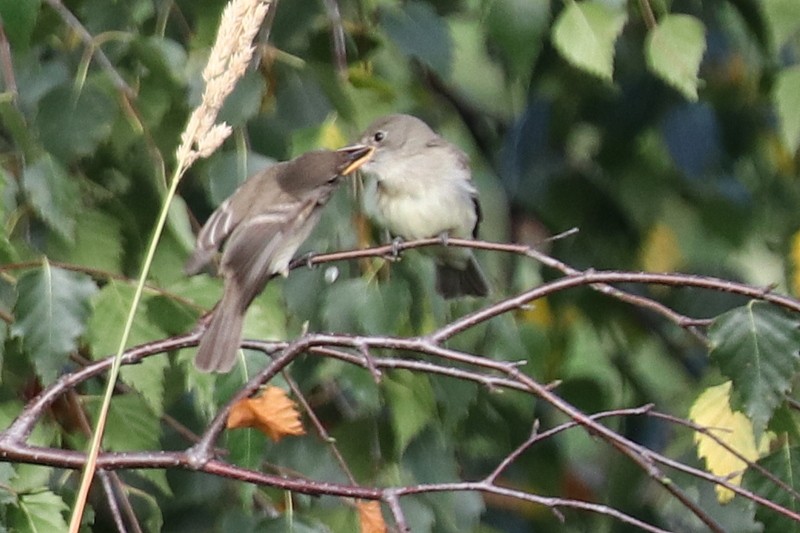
[357,114,489,298]
[186,145,374,372]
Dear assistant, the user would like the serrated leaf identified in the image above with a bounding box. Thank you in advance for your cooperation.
[9,491,69,533]
[85,280,166,357]
[551,1,627,81]
[709,301,800,438]
[743,444,800,532]
[21,156,80,241]
[35,81,117,162]
[646,14,707,101]
[120,355,167,416]
[774,66,800,153]
[689,381,772,503]
[47,209,124,273]
[384,370,436,454]
[9,464,51,494]
[227,386,305,441]
[0,402,57,451]
[0,464,15,505]
[381,1,453,77]
[84,395,160,451]
[11,264,97,384]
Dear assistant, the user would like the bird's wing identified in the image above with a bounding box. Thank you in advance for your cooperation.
[471,195,483,238]
[184,169,285,275]
[218,197,320,308]
[425,136,471,168]
[184,198,237,275]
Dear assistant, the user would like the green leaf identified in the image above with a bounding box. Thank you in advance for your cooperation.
[131,36,188,85]
[551,0,627,81]
[206,150,274,206]
[322,278,411,335]
[22,156,80,241]
[381,1,453,77]
[218,70,266,127]
[404,431,485,530]
[0,0,41,50]
[84,394,160,451]
[774,66,800,153]
[11,264,97,385]
[0,402,58,450]
[743,444,800,533]
[9,491,69,533]
[120,355,168,416]
[34,81,117,161]
[47,209,124,273]
[9,464,51,494]
[449,18,510,118]
[85,280,165,357]
[709,301,800,438]
[762,0,800,51]
[0,99,36,158]
[486,0,550,82]
[646,14,707,101]
[384,370,437,454]
[0,464,15,505]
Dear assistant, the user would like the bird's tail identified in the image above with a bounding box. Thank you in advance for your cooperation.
[195,284,246,373]
[435,254,489,299]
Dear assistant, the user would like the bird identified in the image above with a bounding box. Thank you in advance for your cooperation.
[186,145,374,372]
[356,114,489,298]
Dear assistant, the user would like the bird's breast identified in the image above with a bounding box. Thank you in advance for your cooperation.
[374,179,476,240]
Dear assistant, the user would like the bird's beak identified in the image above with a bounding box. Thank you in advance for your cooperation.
[336,144,375,175]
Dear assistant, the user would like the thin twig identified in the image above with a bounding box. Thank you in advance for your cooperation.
[3,238,800,530]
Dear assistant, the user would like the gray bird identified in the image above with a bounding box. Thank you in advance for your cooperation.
[186,145,374,372]
[357,114,489,298]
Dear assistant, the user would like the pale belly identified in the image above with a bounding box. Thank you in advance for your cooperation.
[375,187,476,240]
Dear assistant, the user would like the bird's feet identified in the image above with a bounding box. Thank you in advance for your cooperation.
[390,236,404,260]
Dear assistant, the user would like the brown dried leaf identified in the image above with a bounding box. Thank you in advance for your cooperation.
[358,501,386,533]
[226,386,305,441]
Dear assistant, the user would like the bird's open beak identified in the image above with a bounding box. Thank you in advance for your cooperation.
[337,144,375,175]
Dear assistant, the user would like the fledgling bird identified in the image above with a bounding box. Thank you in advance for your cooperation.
[186,145,374,372]
[357,114,489,298]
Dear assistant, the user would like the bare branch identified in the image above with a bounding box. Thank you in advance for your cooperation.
[3,238,800,531]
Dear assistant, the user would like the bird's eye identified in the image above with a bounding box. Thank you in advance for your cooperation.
[373,131,386,143]
[327,175,339,184]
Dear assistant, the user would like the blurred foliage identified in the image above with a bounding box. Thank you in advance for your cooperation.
[0,0,800,531]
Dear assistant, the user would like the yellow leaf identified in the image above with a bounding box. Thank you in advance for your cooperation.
[317,116,348,150]
[789,229,800,296]
[689,382,772,503]
[357,501,386,533]
[640,223,682,273]
[519,297,553,328]
[226,386,305,441]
